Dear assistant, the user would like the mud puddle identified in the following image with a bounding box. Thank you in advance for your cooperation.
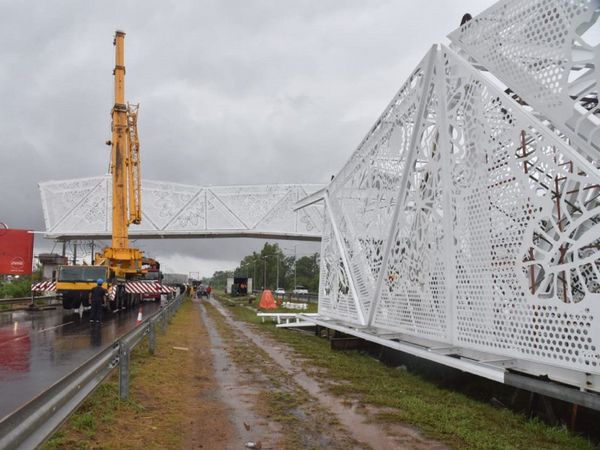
[209,299,448,450]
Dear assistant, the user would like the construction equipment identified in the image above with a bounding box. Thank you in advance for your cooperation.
[57,31,154,310]
[94,30,143,278]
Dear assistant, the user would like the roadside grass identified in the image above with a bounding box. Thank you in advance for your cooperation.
[42,381,132,449]
[43,298,200,450]
[214,293,594,450]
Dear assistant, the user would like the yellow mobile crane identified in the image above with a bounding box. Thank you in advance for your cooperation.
[57,31,154,310]
[95,30,143,277]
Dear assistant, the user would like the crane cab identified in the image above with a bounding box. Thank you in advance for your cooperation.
[56,265,109,309]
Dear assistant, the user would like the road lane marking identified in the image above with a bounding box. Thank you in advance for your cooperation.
[38,321,75,333]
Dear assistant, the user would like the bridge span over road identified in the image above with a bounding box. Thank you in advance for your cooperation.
[40,176,325,242]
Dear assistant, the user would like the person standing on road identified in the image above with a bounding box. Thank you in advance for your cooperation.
[90,279,107,324]
[206,285,212,298]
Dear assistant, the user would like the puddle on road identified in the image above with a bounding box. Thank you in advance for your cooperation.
[209,299,448,450]
[0,301,161,419]
[198,301,283,449]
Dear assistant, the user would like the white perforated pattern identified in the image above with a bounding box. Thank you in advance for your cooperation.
[40,179,325,238]
[318,215,360,323]
[326,53,432,316]
[448,0,600,159]
[318,36,600,374]
[373,65,451,340]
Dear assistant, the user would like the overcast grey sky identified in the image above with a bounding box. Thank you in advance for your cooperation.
[0,0,485,276]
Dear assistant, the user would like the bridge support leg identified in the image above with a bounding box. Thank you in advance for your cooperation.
[119,344,130,400]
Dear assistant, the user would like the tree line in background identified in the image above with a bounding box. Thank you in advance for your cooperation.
[207,242,320,293]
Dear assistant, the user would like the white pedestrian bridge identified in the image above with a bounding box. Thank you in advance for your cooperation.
[40,176,324,241]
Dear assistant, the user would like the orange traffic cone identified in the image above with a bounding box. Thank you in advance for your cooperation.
[136,306,143,325]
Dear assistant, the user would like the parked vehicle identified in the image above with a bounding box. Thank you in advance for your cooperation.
[292,286,309,295]
[274,288,285,296]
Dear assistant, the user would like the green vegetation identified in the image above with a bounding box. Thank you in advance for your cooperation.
[0,265,42,298]
[42,383,124,449]
[206,242,320,292]
[0,276,34,298]
[215,293,593,450]
[208,269,233,290]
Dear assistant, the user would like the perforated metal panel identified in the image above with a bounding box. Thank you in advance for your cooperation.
[40,177,324,240]
[447,0,600,160]
[322,51,435,323]
[316,0,600,378]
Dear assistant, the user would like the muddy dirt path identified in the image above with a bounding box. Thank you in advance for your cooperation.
[204,298,447,450]
[198,301,284,449]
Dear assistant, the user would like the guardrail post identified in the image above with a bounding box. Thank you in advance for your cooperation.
[148,321,156,355]
[119,342,130,400]
[160,311,166,334]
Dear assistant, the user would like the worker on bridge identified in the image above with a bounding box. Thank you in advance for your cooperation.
[90,279,107,324]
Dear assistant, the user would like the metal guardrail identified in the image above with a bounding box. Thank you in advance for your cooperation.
[0,295,60,306]
[0,292,187,450]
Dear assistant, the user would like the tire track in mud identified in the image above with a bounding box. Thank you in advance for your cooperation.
[201,300,363,449]
[205,298,447,450]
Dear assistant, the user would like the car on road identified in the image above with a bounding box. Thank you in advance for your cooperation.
[274,288,285,296]
[196,285,208,298]
[292,286,309,295]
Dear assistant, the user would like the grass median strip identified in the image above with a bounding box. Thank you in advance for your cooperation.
[43,298,234,450]
[216,293,593,450]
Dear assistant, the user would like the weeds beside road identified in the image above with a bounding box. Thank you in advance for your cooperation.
[217,293,593,450]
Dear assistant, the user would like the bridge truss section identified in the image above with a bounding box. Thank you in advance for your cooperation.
[40,177,325,241]
[306,0,600,402]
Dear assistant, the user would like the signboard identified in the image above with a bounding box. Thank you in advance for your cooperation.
[0,229,33,275]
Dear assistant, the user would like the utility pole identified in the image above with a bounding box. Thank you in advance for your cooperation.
[276,254,280,289]
[263,257,267,289]
[72,242,77,265]
[90,241,95,265]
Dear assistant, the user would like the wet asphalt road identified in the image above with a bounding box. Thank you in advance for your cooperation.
[0,301,161,420]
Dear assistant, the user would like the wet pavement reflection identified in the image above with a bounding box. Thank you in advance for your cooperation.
[0,301,161,419]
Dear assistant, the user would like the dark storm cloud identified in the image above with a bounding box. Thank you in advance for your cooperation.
[0,0,484,273]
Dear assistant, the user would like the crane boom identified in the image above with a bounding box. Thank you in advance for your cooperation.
[111,30,129,250]
[97,30,143,279]
[57,30,155,312]
[127,102,142,225]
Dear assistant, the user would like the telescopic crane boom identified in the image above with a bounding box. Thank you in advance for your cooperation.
[96,30,143,278]
[56,31,158,311]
